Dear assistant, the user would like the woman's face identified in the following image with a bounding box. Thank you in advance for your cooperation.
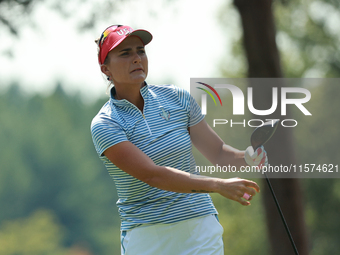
[101,36,148,87]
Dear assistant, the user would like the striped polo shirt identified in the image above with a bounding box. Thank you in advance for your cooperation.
[91,82,217,231]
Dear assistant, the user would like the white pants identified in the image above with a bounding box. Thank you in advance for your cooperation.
[121,214,224,255]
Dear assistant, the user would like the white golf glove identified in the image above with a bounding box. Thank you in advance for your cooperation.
[244,146,268,167]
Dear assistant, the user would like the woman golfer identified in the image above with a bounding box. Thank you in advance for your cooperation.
[91,25,267,255]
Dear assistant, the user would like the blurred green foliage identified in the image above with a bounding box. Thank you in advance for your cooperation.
[274,0,340,78]
[0,84,120,254]
[294,84,340,255]
[0,209,68,255]
[219,0,340,79]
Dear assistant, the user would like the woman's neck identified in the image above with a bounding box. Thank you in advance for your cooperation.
[114,82,145,112]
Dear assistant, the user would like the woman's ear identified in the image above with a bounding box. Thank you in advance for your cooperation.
[100,65,111,77]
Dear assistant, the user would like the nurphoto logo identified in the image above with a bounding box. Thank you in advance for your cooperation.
[193,79,312,128]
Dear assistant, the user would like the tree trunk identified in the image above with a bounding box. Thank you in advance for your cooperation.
[233,0,309,254]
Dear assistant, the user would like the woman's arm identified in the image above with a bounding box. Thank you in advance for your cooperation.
[189,119,247,169]
[104,141,259,206]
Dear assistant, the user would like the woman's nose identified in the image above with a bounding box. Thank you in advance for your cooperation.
[133,53,141,63]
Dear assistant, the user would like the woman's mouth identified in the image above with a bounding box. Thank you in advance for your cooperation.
[131,68,143,73]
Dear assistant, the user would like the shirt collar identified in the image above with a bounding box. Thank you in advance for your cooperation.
[110,82,149,107]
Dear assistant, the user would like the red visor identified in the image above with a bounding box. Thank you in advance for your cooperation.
[98,25,153,65]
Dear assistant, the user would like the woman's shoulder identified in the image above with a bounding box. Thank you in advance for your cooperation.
[91,100,118,127]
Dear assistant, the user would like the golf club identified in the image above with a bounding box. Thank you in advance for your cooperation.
[251,120,300,255]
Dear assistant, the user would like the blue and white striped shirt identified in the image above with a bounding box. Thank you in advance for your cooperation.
[91,83,217,230]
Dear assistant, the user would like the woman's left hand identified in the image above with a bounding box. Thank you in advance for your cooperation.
[244,146,268,168]
[216,177,260,206]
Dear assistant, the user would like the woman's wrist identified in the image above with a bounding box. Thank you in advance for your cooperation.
[211,178,223,194]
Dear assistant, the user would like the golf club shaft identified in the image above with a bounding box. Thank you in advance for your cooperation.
[250,120,299,254]
[264,172,300,255]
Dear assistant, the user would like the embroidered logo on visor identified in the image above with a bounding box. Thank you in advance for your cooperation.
[99,25,120,47]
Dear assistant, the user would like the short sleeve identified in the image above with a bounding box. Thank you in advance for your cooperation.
[91,115,129,156]
[174,86,205,127]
